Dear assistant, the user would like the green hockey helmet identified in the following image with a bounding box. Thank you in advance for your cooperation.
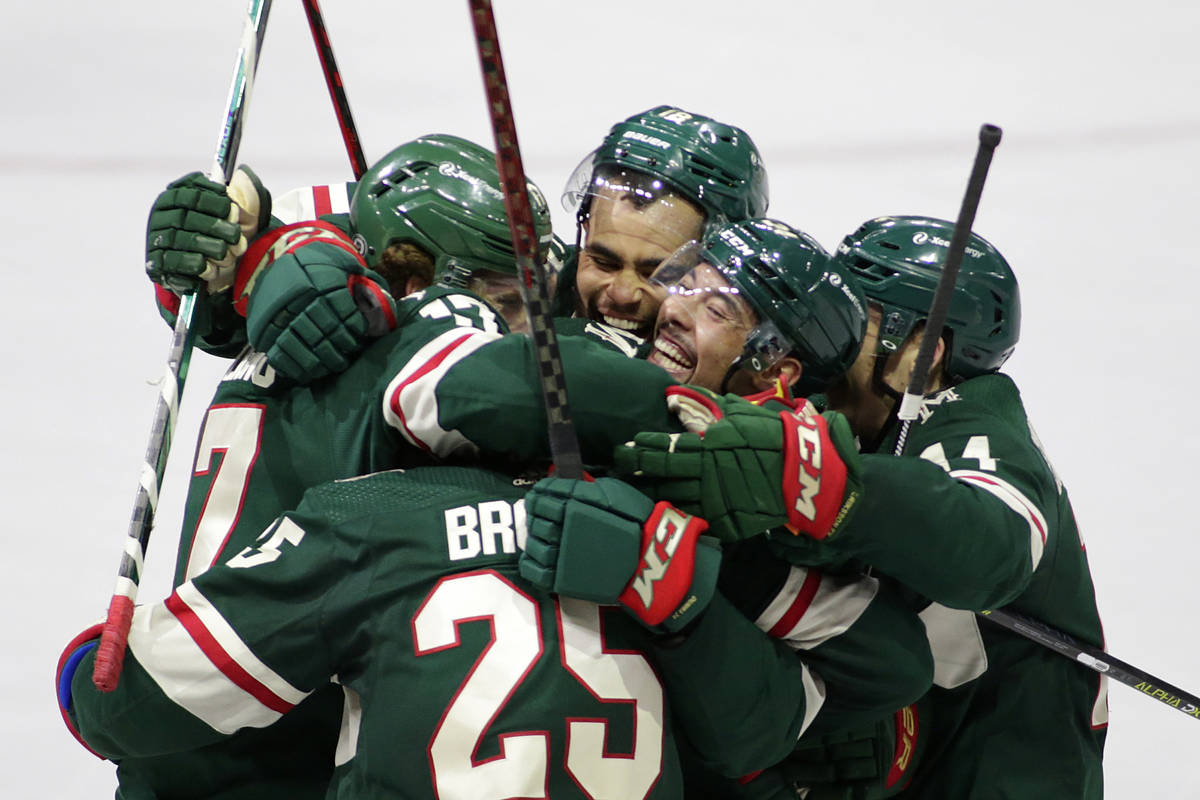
[350,134,554,282]
[833,215,1020,381]
[653,218,868,393]
[562,105,768,225]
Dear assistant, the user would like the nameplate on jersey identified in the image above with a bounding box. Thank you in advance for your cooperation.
[445,498,528,561]
[221,348,277,389]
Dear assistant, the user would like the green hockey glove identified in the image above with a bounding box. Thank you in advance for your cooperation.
[519,476,721,635]
[145,166,271,293]
[239,222,397,383]
[613,386,864,543]
[773,705,921,800]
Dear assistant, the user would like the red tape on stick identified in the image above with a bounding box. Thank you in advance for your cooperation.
[92,595,135,692]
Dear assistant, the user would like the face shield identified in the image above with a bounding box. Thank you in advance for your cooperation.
[562,156,710,233]
[643,243,761,390]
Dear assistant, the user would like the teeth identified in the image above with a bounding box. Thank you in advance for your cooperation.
[653,337,693,370]
[602,315,642,331]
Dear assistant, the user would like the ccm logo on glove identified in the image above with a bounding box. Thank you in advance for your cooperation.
[781,411,850,539]
[620,503,708,626]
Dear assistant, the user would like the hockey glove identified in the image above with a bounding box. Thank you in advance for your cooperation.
[145,166,272,294]
[774,705,921,799]
[239,223,398,383]
[614,387,864,543]
[519,476,721,635]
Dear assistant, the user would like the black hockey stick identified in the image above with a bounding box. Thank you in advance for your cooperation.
[301,0,367,179]
[892,123,1002,457]
[467,0,584,479]
[92,0,273,692]
[980,607,1200,722]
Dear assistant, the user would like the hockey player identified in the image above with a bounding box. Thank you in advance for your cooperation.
[554,105,768,339]
[616,216,1107,798]
[89,136,633,800]
[58,464,844,799]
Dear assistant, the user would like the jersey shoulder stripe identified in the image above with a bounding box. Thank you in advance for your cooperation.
[950,468,1048,570]
[383,328,503,457]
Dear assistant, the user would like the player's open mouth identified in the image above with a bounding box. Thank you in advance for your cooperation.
[601,314,643,332]
[649,334,694,376]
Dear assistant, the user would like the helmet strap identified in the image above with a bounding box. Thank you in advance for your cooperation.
[859,349,905,454]
[717,359,744,395]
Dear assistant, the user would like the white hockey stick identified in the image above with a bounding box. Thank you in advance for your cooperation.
[92,0,273,692]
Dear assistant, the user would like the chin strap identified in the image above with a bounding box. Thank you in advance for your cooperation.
[860,348,904,454]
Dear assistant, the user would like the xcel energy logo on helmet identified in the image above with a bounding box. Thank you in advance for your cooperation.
[912,231,985,259]
[438,161,505,202]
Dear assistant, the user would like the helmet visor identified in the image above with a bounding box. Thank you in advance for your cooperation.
[563,155,708,231]
[651,242,795,375]
[650,246,757,343]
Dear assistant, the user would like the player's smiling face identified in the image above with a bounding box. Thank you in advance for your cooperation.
[576,187,704,338]
[647,262,757,391]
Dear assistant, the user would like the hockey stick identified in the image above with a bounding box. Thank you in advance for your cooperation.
[92,0,273,693]
[301,0,367,179]
[467,0,584,479]
[892,123,1002,457]
[980,607,1200,722]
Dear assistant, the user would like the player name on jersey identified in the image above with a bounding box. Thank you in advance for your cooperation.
[445,497,528,561]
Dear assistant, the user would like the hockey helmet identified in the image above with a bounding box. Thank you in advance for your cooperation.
[350,134,554,282]
[562,105,768,225]
[653,218,868,393]
[833,215,1020,381]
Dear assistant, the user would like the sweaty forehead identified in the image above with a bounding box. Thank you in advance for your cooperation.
[586,189,705,256]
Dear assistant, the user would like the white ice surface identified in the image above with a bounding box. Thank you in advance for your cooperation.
[3,0,1197,795]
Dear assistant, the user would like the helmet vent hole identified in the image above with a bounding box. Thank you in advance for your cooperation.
[879,242,900,250]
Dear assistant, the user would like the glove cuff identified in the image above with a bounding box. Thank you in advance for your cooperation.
[233,221,363,316]
[780,411,850,539]
[665,385,726,434]
[619,502,711,628]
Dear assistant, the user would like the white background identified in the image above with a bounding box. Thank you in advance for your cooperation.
[3,0,1197,796]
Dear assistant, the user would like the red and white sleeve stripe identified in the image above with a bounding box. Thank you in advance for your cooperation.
[754,566,878,650]
[129,582,311,734]
[949,469,1049,571]
[382,328,503,458]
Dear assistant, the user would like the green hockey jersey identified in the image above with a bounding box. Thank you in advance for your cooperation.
[69,467,834,799]
[777,373,1107,798]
